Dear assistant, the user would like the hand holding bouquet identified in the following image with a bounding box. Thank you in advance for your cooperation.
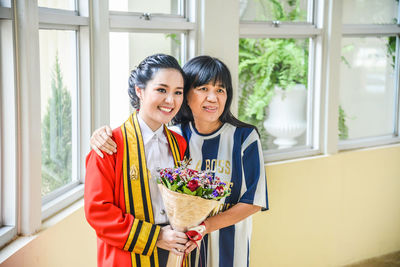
[157,159,232,266]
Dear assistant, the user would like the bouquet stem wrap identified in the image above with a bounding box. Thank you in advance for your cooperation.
[158,184,219,267]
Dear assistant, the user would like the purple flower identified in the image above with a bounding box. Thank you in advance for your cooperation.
[212,190,219,197]
[166,173,173,181]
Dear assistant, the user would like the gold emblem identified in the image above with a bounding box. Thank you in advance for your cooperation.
[130,165,138,180]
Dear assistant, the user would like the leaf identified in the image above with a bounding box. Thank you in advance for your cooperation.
[183,186,197,196]
[195,187,204,196]
[170,183,179,191]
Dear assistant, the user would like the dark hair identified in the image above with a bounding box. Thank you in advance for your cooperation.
[128,54,185,109]
[173,55,258,132]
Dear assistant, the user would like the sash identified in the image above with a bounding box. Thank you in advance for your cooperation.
[121,112,182,266]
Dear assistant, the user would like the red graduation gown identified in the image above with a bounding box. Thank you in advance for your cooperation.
[85,120,187,267]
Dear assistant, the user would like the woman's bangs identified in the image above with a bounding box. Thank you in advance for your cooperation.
[191,62,230,89]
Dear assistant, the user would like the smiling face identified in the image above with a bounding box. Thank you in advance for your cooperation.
[186,81,228,134]
[136,68,184,131]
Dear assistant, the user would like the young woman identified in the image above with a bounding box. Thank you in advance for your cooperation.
[85,54,192,267]
[91,56,269,267]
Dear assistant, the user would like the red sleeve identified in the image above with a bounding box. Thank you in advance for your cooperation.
[84,128,161,255]
[170,130,187,159]
[84,129,135,250]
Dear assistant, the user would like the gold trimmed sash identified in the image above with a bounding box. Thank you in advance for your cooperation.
[121,112,184,266]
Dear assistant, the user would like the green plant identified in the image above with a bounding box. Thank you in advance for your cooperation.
[253,0,306,21]
[239,38,308,123]
[238,0,309,128]
[338,105,349,140]
[41,53,72,196]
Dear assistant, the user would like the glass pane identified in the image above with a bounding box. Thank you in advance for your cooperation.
[238,38,310,150]
[342,0,398,24]
[339,37,396,140]
[240,0,309,22]
[39,30,77,197]
[38,0,75,10]
[110,0,181,15]
[109,32,183,128]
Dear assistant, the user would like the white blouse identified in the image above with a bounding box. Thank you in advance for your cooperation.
[137,115,174,224]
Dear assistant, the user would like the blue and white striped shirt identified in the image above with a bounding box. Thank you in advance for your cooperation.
[174,122,269,267]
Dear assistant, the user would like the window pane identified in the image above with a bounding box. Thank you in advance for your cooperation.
[109,32,183,128]
[239,38,310,150]
[342,0,398,24]
[240,0,309,22]
[109,0,182,15]
[39,30,78,197]
[38,0,75,10]
[339,37,397,140]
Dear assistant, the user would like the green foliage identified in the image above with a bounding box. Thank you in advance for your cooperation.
[41,53,72,196]
[341,44,355,68]
[238,37,308,123]
[387,36,396,69]
[338,105,349,140]
[238,0,309,129]
[253,0,306,21]
[165,33,181,45]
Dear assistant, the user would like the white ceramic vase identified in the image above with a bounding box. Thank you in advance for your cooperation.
[263,84,307,149]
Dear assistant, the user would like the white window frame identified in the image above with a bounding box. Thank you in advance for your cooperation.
[108,0,197,67]
[94,0,197,130]
[108,11,195,64]
[0,1,17,248]
[239,0,325,162]
[337,4,400,151]
[38,2,90,221]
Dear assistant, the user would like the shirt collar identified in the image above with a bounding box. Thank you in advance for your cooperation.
[137,114,168,145]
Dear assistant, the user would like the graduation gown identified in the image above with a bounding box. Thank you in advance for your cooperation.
[85,113,187,267]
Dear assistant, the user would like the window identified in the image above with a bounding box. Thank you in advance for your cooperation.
[38,0,75,11]
[339,37,396,139]
[108,0,194,128]
[38,2,89,219]
[109,0,183,15]
[342,0,398,24]
[109,32,185,127]
[239,0,321,160]
[240,0,309,22]
[338,0,400,149]
[39,29,78,198]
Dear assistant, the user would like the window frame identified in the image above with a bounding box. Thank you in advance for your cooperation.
[239,0,324,162]
[108,7,196,66]
[108,11,194,66]
[105,0,196,129]
[337,4,400,151]
[0,14,17,248]
[109,0,186,17]
[37,3,90,220]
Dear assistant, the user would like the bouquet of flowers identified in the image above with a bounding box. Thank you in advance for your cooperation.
[158,163,231,201]
[157,159,232,266]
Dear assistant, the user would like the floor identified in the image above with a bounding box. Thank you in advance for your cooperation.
[345,251,400,267]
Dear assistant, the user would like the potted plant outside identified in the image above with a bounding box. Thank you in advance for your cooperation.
[239,37,309,148]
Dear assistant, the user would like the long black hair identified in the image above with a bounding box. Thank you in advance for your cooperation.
[128,53,185,109]
[173,55,258,133]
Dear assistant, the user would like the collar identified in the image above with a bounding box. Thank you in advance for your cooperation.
[137,114,168,145]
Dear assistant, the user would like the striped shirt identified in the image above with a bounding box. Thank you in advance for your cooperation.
[173,122,269,267]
